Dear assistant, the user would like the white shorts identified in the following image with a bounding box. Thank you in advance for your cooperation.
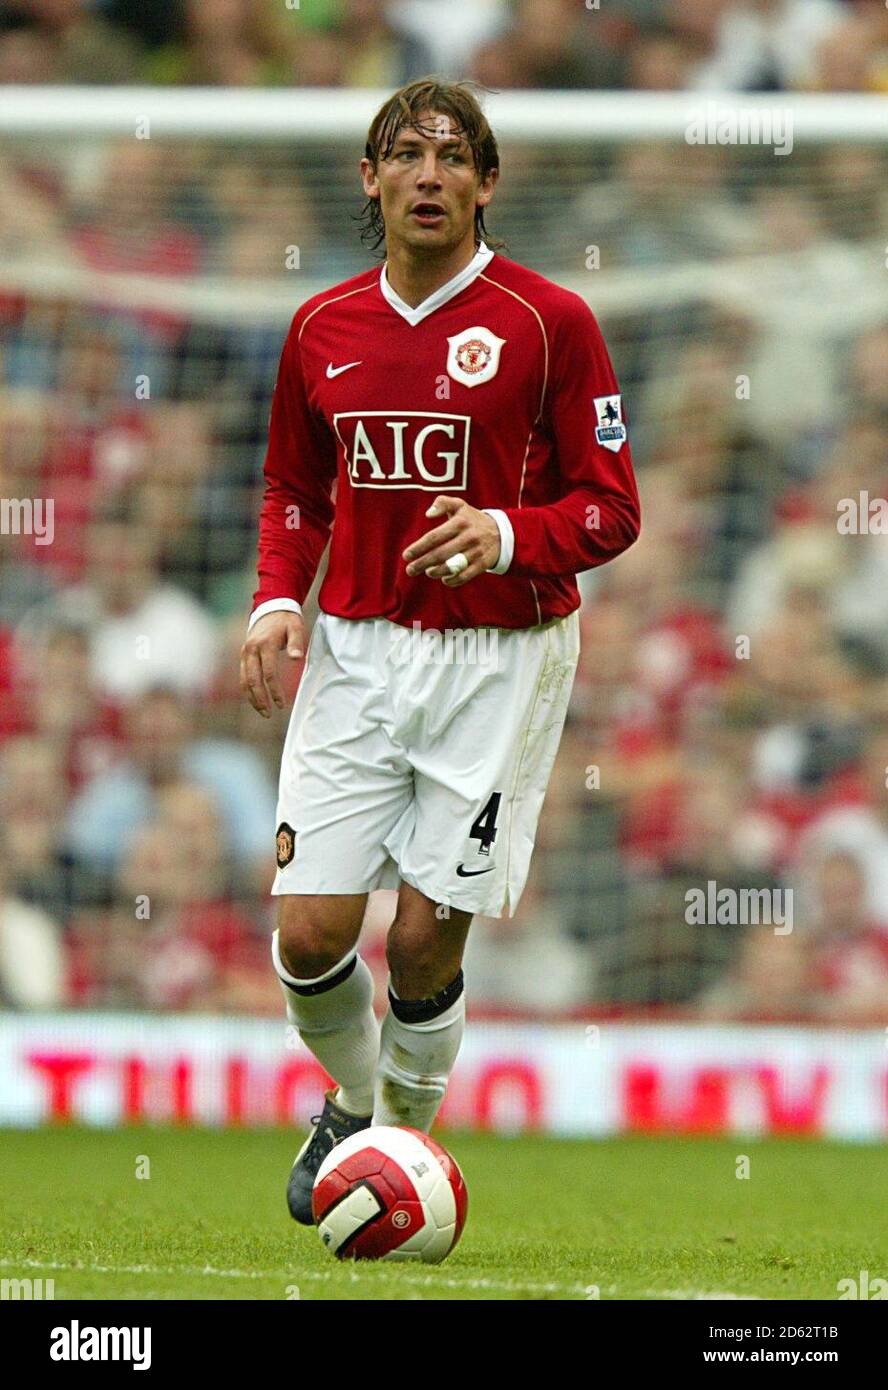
[272,609,580,918]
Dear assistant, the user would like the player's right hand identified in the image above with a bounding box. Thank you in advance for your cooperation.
[240,611,307,718]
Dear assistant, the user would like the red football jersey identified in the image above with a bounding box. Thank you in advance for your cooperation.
[252,246,640,630]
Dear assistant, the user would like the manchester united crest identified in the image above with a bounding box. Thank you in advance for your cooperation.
[446,326,506,388]
[275,822,296,869]
[456,338,490,375]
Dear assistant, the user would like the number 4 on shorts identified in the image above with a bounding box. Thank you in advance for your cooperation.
[470,792,502,856]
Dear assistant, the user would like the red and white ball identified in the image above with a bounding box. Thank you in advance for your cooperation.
[312,1125,468,1263]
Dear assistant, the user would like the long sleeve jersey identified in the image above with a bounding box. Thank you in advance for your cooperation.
[252,243,640,631]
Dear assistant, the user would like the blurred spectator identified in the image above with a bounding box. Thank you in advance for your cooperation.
[811,5,888,93]
[666,0,728,55]
[0,0,884,95]
[0,0,142,82]
[0,388,59,625]
[817,145,888,245]
[0,157,74,264]
[627,20,704,90]
[291,27,348,87]
[704,845,888,1023]
[847,325,888,417]
[67,780,276,1010]
[1,621,122,785]
[698,926,810,1020]
[473,0,628,89]
[21,489,221,700]
[465,869,595,1012]
[806,849,888,1022]
[390,0,508,78]
[291,0,434,88]
[71,140,204,280]
[731,188,879,444]
[101,0,183,52]
[791,721,888,931]
[641,347,785,596]
[209,162,321,280]
[145,0,290,86]
[0,735,74,914]
[562,142,759,274]
[0,828,65,1008]
[689,0,847,92]
[139,402,244,602]
[0,23,55,80]
[729,513,888,676]
[115,781,273,1011]
[63,686,276,881]
[29,317,150,580]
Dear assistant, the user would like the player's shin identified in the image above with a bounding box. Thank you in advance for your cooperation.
[373,971,466,1132]
[272,929,379,1117]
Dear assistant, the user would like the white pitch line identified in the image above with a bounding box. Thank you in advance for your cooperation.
[655,1289,761,1301]
[0,1258,591,1297]
[0,1258,759,1301]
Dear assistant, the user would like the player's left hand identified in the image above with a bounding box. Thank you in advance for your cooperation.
[403,496,501,587]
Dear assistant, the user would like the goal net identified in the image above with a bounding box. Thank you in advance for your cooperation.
[2,89,888,1021]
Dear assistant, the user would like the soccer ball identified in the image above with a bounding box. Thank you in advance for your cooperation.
[312,1125,468,1263]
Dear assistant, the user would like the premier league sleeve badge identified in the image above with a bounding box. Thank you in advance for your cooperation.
[593,394,627,452]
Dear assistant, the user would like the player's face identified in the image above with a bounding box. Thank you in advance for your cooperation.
[361,111,497,254]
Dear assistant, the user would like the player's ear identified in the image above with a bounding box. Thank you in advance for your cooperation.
[360,157,380,200]
[476,167,498,209]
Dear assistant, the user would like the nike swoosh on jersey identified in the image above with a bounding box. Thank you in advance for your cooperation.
[455,864,494,878]
[326,361,362,378]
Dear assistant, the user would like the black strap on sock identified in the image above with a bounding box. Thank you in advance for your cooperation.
[283,954,357,997]
[388,970,464,1024]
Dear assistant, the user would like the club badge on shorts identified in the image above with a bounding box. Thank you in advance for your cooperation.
[276,822,296,869]
[594,394,627,452]
[446,326,506,388]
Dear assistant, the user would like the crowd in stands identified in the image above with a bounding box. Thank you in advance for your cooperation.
[2,0,888,1021]
[0,0,887,94]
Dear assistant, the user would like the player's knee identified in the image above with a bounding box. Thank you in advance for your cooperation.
[277,900,353,981]
[386,918,456,999]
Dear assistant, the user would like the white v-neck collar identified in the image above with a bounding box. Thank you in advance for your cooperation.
[380,241,493,327]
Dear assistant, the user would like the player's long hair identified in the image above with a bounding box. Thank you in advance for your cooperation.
[359,77,505,255]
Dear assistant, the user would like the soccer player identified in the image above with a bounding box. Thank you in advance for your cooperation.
[240,78,640,1224]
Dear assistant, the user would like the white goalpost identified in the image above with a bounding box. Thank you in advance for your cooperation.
[1,86,887,139]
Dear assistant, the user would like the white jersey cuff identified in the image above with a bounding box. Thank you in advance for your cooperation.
[482,509,514,575]
[248,598,303,633]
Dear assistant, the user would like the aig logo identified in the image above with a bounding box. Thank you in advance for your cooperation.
[334,411,470,490]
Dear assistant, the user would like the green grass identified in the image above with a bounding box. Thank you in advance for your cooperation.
[1,1127,885,1300]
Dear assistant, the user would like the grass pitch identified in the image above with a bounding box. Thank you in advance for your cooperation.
[1,1127,884,1300]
